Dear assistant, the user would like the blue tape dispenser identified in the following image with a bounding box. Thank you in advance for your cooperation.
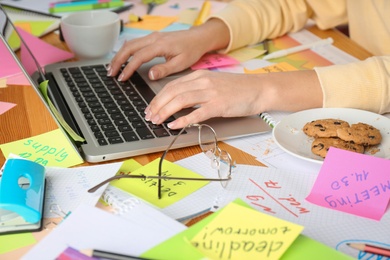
[0,158,46,234]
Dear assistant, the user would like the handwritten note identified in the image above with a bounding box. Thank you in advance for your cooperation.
[191,202,303,260]
[0,129,83,168]
[111,158,209,208]
[191,53,240,70]
[44,161,122,218]
[306,147,390,220]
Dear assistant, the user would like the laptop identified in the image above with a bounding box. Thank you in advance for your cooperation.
[0,5,271,163]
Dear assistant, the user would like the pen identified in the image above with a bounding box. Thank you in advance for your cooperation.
[262,39,269,55]
[51,0,118,8]
[347,243,390,257]
[193,0,211,26]
[262,37,333,60]
[112,4,134,14]
[81,249,151,260]
[49,1,124,13]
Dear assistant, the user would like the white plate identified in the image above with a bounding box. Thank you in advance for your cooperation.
[272,108,390,164]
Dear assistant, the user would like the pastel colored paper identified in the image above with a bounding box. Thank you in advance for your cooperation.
[125,15,178,31]
[0,40,22,79]
[111,158,209,208]
[57,247,94,260]
[17,28,74,76]
[306,147,390,220]
[190,202,303,260]
[143,199,347,260]
[191,53,240,70]
[4,72,31,86]
[39,80,85,142]
[0,101,16,115]
[0,128,83,168]
[244,62,298,74]
[228,47,266,63]
[0,232,36,254]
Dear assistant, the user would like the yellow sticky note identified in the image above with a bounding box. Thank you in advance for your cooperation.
[191,202,303,260]
[0,232,36,254]
[111,158,209,208]
[177,9,199,25]
[228,47,266,63]
[116,158,143,174]
[244,62,298,74]
[0,128,83,168]
[0,78,7,88]
[126,15,178,31]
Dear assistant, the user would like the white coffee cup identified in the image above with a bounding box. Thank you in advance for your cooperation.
[60,10,120,59]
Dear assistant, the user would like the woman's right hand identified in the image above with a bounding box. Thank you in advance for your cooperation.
[108,18,230,82]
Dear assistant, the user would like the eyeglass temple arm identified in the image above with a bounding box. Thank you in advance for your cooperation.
[88,174,231,193]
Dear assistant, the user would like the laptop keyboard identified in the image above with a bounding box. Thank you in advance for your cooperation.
[59,64,182,146]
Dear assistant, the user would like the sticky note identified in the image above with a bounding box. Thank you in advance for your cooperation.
[191,202,303,260]
[0,232,36,254]
[0,101,16,115]
[191,53,240,70]
[111,158,209,208]
[306,147,390,220]
[244,62,298,74]
[126,15,178,31]
[0,128,83,168]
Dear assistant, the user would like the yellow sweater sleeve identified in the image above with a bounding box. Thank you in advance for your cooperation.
[210,0,347,53]
[315,56,390,114]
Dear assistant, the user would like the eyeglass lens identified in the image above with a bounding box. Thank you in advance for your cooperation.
[199,125,231,188]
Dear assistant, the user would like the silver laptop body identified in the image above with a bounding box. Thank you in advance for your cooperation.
[0,5,271,163]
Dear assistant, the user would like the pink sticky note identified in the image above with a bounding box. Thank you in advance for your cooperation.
[191,53,239,70]
[0,40,22,79]
[6,72,31,86]
[17,28,74,76]
[0,101,16,115]
[306,147,390,220]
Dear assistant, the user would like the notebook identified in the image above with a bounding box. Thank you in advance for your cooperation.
[0,5,271,163]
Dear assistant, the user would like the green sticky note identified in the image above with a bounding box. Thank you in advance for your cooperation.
[39,80,85,142]
[0,232,36,254]
[142,199,352,260]
[111,158,209,208]
[0,128,83,168]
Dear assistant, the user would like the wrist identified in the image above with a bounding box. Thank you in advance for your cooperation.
[190,18,230,53]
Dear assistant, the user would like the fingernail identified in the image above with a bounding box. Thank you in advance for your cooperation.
[167,121,175,129]
[149,70,155,80]
[151,114,160,124]
[149,69,159,80]
[145,110,152,121]
[107,68,112,76]
[106,64,111,71]
[118,73,124,82]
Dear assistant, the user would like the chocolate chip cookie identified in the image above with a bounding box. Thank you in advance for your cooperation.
[336,122,382,146]
[303,119,350,138]
[311,137,365,158]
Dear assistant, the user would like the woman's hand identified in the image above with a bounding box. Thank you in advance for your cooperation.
[108,18,230,81]
[145,70,268,129]
[144,69,323,129]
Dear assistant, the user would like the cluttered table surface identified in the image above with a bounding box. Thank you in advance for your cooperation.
[2,0,390,259]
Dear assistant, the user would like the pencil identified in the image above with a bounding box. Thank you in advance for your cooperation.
[193,0,211,26]
[81,249,151,260]
[347,243,390,257]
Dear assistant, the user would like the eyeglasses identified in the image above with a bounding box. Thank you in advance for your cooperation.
[88,124,233,199]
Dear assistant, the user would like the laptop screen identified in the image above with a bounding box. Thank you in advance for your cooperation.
[0,5,46,81]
